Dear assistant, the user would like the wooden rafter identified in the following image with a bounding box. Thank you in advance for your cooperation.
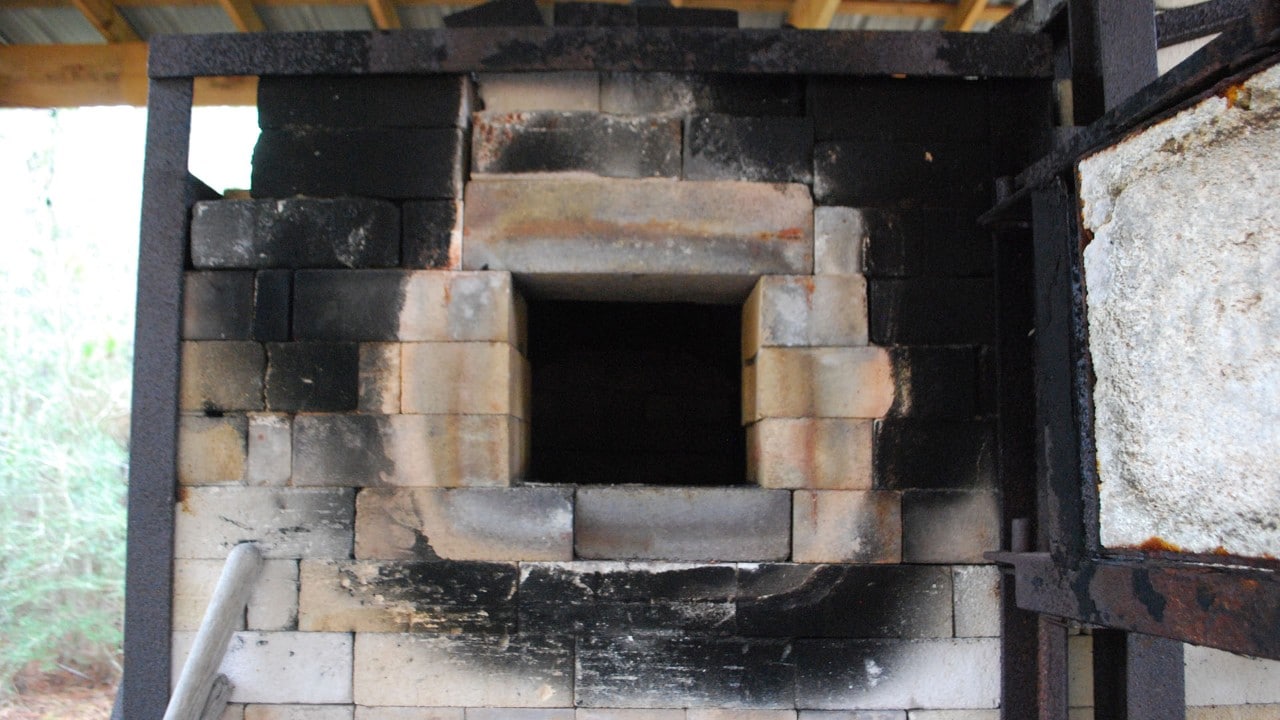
[787,0,840,29]
[70,0,140,42]
[367,0,402,29]
[217,0,266,31]
[943,0,988,31]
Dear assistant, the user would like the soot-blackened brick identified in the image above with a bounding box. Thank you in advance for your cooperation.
[868,278,995,345]
[636,6,737,26]
[190,198,399,269]
[292,270,405,341]
[861,209,992,278]
[576,635,794,709]
[520,562,737,603]
[265,342,358,412]
[684,115,813,183]
[472,112,681,178]
[522,600,736,636]
[252,128,466,200]
[814,141,991,209]
[874,419,996,490]
[737,564,952,638]
[403,201,461,269]
[258,75,472,129]
[555,2,736,26]
[444,0,544,27]
[292,414,395,487]
[184,271,254,340]
[888,346,980,419]
[601,73,806,117]
[252,270,291,341]
[555,2,635,25]
[809,77,989,142]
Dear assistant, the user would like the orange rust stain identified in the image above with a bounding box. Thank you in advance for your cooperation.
[1224,84,1246,108]
[1212,546,1231,556]
[1136,536,1182,553]
[777,227,804,240]
[177,485,193,515]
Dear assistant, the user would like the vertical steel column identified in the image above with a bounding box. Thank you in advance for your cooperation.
[1068,0,1159,123]
[1094,630,1187,719]
[123,76,195,720]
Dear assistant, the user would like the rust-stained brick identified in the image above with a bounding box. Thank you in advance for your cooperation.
[743,274,869,360]
[792,490,902,564]
[744,347,893,423]
[747,418,873,490]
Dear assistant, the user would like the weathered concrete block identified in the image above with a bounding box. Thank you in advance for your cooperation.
[462,178,813,303]
[293,270,524,347]
[952,565,1001,638]
[171,631,352,704]
[247,413,291,484]
[747,418,873,490]
[354,709,462,720]
[184,271,254,340]
[794,638,1000,709]
[265,342,359,412]
[354,633,573,707]
[359,343,400,414]
[181,341,266,413]
[355,487,573,561]
[173,558,298,631]
[472,112,681,178]
[575,487,790,561]
[867,278,995,345]
[294,414,526,487]
[400,342,529,418]
[737,564,951,639]
[575,710,685,720]
[873,420,996,490]
[814,141,991,209]
[465,710,573,720]
[743,275,868,360]
[860,209,990,279]
[252,128,466,200]
[887,347,981,420]
[258,74,472,129]
[244,705,353,720]
[601,73,804,117]
[178,414,247,485]
[576,635,793,709]
[190,198,400,269]
[684,115,813,184]
[477,72,600,113]
[814,206,866,276]
[743,347,894,423]
[901,490,1000,564]
[792,490,901,564]
[403,200,462,270]
[174,487,354,559]
[298,559,518,633]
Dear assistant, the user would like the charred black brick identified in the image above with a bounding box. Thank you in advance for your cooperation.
[977,345,998,417]
[809,77,990,142]
[888,346,980,419]
[522,601,735,636]
[601,73,806,117]
[814,141,992,209]
[576,635,794,708]
[265,342,358,412]
[252,270,292,341]
[988,79,1056,176]
[190,198,400,269]
[554,2,636,25]
[874,419,997,490]
[353,560,518,604]
[472,112,681,178]
[737,564,952,638]
[519,562,737,603]
[292,270,405,341]
[861,209,992,278]
[292,414,395,486]
[184,271,254,340]
[258,75,472,129]
[636,6,737,26]
[444,0,544,27]
[868,278,995,345]
[684,115,813,183]
[251,128,466,200]
[402,201,460,269]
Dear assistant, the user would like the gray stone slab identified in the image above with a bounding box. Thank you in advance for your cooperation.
[575,487,790,561]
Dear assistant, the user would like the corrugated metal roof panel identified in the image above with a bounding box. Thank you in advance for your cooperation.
[0,7,103,45]
[120,5,238,38]
[258,5,375,31]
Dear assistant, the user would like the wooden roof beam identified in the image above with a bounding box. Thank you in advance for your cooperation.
[71,0,140,42]
[367,0,402,28]
[218,0,266,30]
[787,0,841,28]
[943,0,989,30]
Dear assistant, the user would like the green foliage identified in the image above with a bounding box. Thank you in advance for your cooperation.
[0,108,141,694]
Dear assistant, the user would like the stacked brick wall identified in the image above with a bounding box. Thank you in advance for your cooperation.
[176,70,1007,719]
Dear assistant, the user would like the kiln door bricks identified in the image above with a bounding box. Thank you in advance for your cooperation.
[175,71,1005,717]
